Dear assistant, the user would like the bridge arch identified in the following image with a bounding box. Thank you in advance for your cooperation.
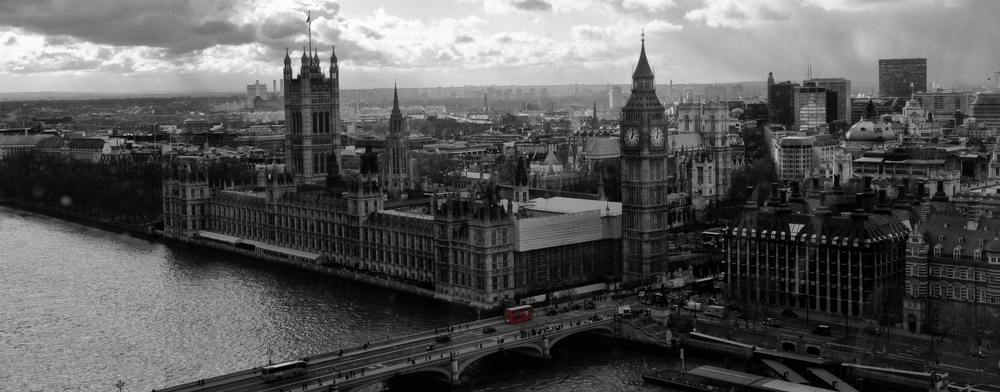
[344,365,452,392]
[456,343,544,375]
[547,324,615,349]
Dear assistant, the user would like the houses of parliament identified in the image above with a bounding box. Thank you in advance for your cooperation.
[162,39,728,307]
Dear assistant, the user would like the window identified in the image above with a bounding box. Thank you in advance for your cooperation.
[954,249,962,259]
[933,246,942,257]
[975,250,982,261]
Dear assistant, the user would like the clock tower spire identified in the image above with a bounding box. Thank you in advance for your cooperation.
[620,32,670,284]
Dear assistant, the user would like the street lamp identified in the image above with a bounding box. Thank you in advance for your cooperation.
[266,347,274,365]
[114,380,125,392]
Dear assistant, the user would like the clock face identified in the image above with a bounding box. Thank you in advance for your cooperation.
[624,128,639,147]
[651,127,664,147]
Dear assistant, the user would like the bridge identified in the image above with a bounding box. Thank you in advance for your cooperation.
[157,306,623,392]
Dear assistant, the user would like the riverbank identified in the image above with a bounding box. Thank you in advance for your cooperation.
[0,199,501,309]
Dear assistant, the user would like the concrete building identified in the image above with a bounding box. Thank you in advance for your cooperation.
[912,92,971,122]
[811,78,851,124]
[879,58,927,98]
[967,93,1000,128]
[775,134,840,182]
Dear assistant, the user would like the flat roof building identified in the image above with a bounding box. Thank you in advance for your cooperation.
[879,58,927,98]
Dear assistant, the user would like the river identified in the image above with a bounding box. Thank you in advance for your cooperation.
[0,206,695,391]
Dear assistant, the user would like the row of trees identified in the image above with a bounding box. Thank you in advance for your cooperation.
[0,152,163,226]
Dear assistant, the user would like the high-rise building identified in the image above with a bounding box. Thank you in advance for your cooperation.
[608,85,623,110]
[879,58,927,98]
[381,85,411,200]
[810,78,851,124]
[793,85,827,131]
[620,36,670,284]
[283,47,340,186]
[767,73,797,126]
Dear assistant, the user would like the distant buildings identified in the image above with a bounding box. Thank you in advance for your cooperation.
[967,93,1000,128]
[879,58,927,98]
[608,85,623,111]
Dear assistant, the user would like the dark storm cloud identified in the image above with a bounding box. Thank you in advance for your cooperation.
[512,0,552,11]
[0,0,262,54]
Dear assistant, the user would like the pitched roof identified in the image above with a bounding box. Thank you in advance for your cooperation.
[921,215,1000,257]
[0,135,53,146]
[582,137,620,157]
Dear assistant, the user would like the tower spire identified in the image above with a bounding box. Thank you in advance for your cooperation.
[306,10,312,55]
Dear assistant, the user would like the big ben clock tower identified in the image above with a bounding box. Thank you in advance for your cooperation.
[620,32,670,284]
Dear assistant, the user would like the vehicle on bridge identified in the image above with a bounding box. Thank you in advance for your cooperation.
[505,305,534,324]
[261,360,308,382]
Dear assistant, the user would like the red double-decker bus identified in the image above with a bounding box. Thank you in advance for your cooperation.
[504,305,534,324]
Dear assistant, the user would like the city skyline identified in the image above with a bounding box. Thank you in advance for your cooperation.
[0,0,997,94]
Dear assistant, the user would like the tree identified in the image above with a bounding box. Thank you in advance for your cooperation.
[411,151,464,185]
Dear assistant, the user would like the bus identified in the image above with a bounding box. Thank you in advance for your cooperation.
[504,305,534,324]
[261,360,308,382]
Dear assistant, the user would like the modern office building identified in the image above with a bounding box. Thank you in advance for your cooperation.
[879,58,927,98]
[767,72,796,126]
[793,85,828,132]
[912,92,971,121]
[811,78,851,123]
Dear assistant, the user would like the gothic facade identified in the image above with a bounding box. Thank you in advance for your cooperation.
[380,86,412,200]
[620,37,671,284]
[283,46,340,186]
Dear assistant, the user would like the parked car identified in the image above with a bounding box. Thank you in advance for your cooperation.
[762,318,782,327]
[782,309,798,318]
[435,335,452,343]
[482,327,497,334]
[726,304,743,313]
[737,313,751,320]
[812,325,831,336]
[546,308,558,316]
[863,326,881,336]
[970,350,987,358]
[571,303,582,311]
[584,301,596,310]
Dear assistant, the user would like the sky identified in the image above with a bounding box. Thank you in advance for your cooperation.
[0,0,997,94]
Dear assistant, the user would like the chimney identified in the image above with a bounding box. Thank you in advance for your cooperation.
[831,175,845,195]
[789,181,805,203]
[931,180,949,202]
[767,183,782,207]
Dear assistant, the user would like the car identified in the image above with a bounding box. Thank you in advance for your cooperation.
[970,350,987,358]
[435,335,452,343]
[762,318,782,327]
[781,309,798,318]
[726,304,743,312]
[482,327,497,334]
[812,325,831,336]
[863,326,881,336]
[737,313,751,320]
[559,307,569,313]
[546,308,558,316]
[571,303,582,311]
[584,301,596,310]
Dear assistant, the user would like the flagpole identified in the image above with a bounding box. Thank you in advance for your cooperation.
[307,11,312,55]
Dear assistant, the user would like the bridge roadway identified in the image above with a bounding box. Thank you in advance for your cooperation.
[157,304,621,392]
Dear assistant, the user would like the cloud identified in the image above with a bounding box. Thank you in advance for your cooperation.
[512,0,552,11]
[685,0,795,28]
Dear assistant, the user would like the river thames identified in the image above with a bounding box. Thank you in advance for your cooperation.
[0,206,691,391]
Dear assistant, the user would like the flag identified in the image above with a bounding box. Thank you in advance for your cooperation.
[306,11,311,24]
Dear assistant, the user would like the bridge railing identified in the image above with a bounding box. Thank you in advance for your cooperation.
[156,366,260,392]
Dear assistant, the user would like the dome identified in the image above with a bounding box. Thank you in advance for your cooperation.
[730,108,744,118]
[845,118,895,143]
[987,237,1000,253]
